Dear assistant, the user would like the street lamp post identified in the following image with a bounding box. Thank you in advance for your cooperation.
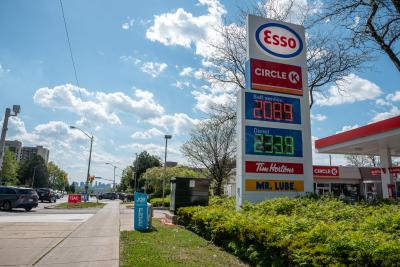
[31,165,40,188]
[134,153,138,192]
[162,134,172,208]
[69,126,93,201]
[105,162,119,192]
[0,105,21,174]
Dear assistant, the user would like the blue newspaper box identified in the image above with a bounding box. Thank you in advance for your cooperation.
[134,192,150,231]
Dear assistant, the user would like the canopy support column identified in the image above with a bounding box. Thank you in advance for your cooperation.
[379,147,392,199]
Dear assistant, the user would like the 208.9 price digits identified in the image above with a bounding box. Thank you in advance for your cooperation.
[253,100,293,121]
[254,133,294,155]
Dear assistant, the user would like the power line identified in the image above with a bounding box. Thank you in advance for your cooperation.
[59,0,82,98]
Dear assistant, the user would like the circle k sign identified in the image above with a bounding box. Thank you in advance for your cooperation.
[255,23,303,58]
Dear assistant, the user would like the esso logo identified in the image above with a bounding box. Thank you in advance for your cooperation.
[255,23,303,58]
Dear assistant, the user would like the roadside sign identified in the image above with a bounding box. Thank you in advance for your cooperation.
[236,15,313,208]
[68,194,81,204]
[313,166,340,177]
[246,59,303,95]
[134,192,148,231]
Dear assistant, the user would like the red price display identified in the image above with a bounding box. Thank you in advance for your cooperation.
[253,100,293,122]
[245,92,301,124]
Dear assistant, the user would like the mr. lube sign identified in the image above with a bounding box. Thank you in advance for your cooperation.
[236,15,313,208]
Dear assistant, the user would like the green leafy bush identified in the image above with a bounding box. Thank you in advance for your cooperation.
[149,196,170,207]
[177,196,400,266]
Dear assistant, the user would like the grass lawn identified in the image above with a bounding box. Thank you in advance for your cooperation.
[120,219,248,267]
[54,202,106,209]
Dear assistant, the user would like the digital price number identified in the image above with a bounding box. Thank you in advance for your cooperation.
[245,126,303,157]
[245,92,301,124]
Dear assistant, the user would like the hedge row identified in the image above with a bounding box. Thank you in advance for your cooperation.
[149,196,170,207]
[177,196,400,266]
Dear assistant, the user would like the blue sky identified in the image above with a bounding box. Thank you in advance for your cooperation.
[1,0,399,184]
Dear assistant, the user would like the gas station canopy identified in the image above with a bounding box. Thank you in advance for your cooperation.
[315,115,400,156]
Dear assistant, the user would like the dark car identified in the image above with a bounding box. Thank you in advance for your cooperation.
[97,192,118,200]
[36,188,57,203]
[0,186,39,211]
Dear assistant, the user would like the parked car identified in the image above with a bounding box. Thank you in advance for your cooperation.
[117,192,127,200]
[97,192,118,200]
[36,188,57,203]
[0,186,39,211]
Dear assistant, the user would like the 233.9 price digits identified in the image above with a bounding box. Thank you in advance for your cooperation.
[254,134,294,155]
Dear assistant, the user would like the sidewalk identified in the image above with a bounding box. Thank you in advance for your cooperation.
[35,202,119,267]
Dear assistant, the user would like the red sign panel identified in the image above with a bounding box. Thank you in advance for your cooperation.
[250,58,303,95]
[313,166,339,177]
[370,168,384,176]
[245,161,304,174]
[389,167,400,174]
[68,194,81,204]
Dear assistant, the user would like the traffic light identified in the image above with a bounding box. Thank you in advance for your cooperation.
[89,175,95,183]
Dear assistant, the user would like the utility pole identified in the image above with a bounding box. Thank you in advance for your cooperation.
[0,105,21,173]
[134,153,138,192]
[69,126,93,202]
[162,135,172,208]
[31,165,39,188]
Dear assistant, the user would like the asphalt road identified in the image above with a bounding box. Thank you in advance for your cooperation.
[0,195,68,216]
[0,199,119,266]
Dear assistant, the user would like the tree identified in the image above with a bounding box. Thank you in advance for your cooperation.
[132,151,161,190]
[0,149,19,185]
[203,0,367,107]
[118,166,134,192]
[345,155,380,167]
[142,166,204,196]
[18,155,49,188]
[70,182,76,193]
[181,114,236,196]
[47,162,68,191]
[318,0,400,72]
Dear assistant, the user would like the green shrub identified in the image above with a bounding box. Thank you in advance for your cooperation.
[149,196,170,207]
[177,196,400,266]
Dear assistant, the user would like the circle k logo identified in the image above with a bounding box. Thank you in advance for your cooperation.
[255,23,303,59]
[288,71,300,84]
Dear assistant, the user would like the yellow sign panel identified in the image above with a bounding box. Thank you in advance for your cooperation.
[245,179,304,192]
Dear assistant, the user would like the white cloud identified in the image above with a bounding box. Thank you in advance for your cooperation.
[315,73,382,106]
[131,128,164,139]
[33,84,165,126]
[310,113,327,121]
[371,106,400,122]
[386,91,400,102]
[311,135,347,165]
[336,124,360,134]
[146,113,200,135]
[375,98,392,107]
[173,80,191,89]
[140,61,167,77]
[145,0,226,58]
[262,0,322,25]
[122,18,135,30]
[120,56,141,65]
[192,90,236,113]
[0,63,10,74]
[179,67,193,77]
[119,142,180,158]
[192,80,238,113]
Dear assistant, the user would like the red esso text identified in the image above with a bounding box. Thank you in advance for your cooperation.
[264,30,296,49]
[258,26,301,57]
